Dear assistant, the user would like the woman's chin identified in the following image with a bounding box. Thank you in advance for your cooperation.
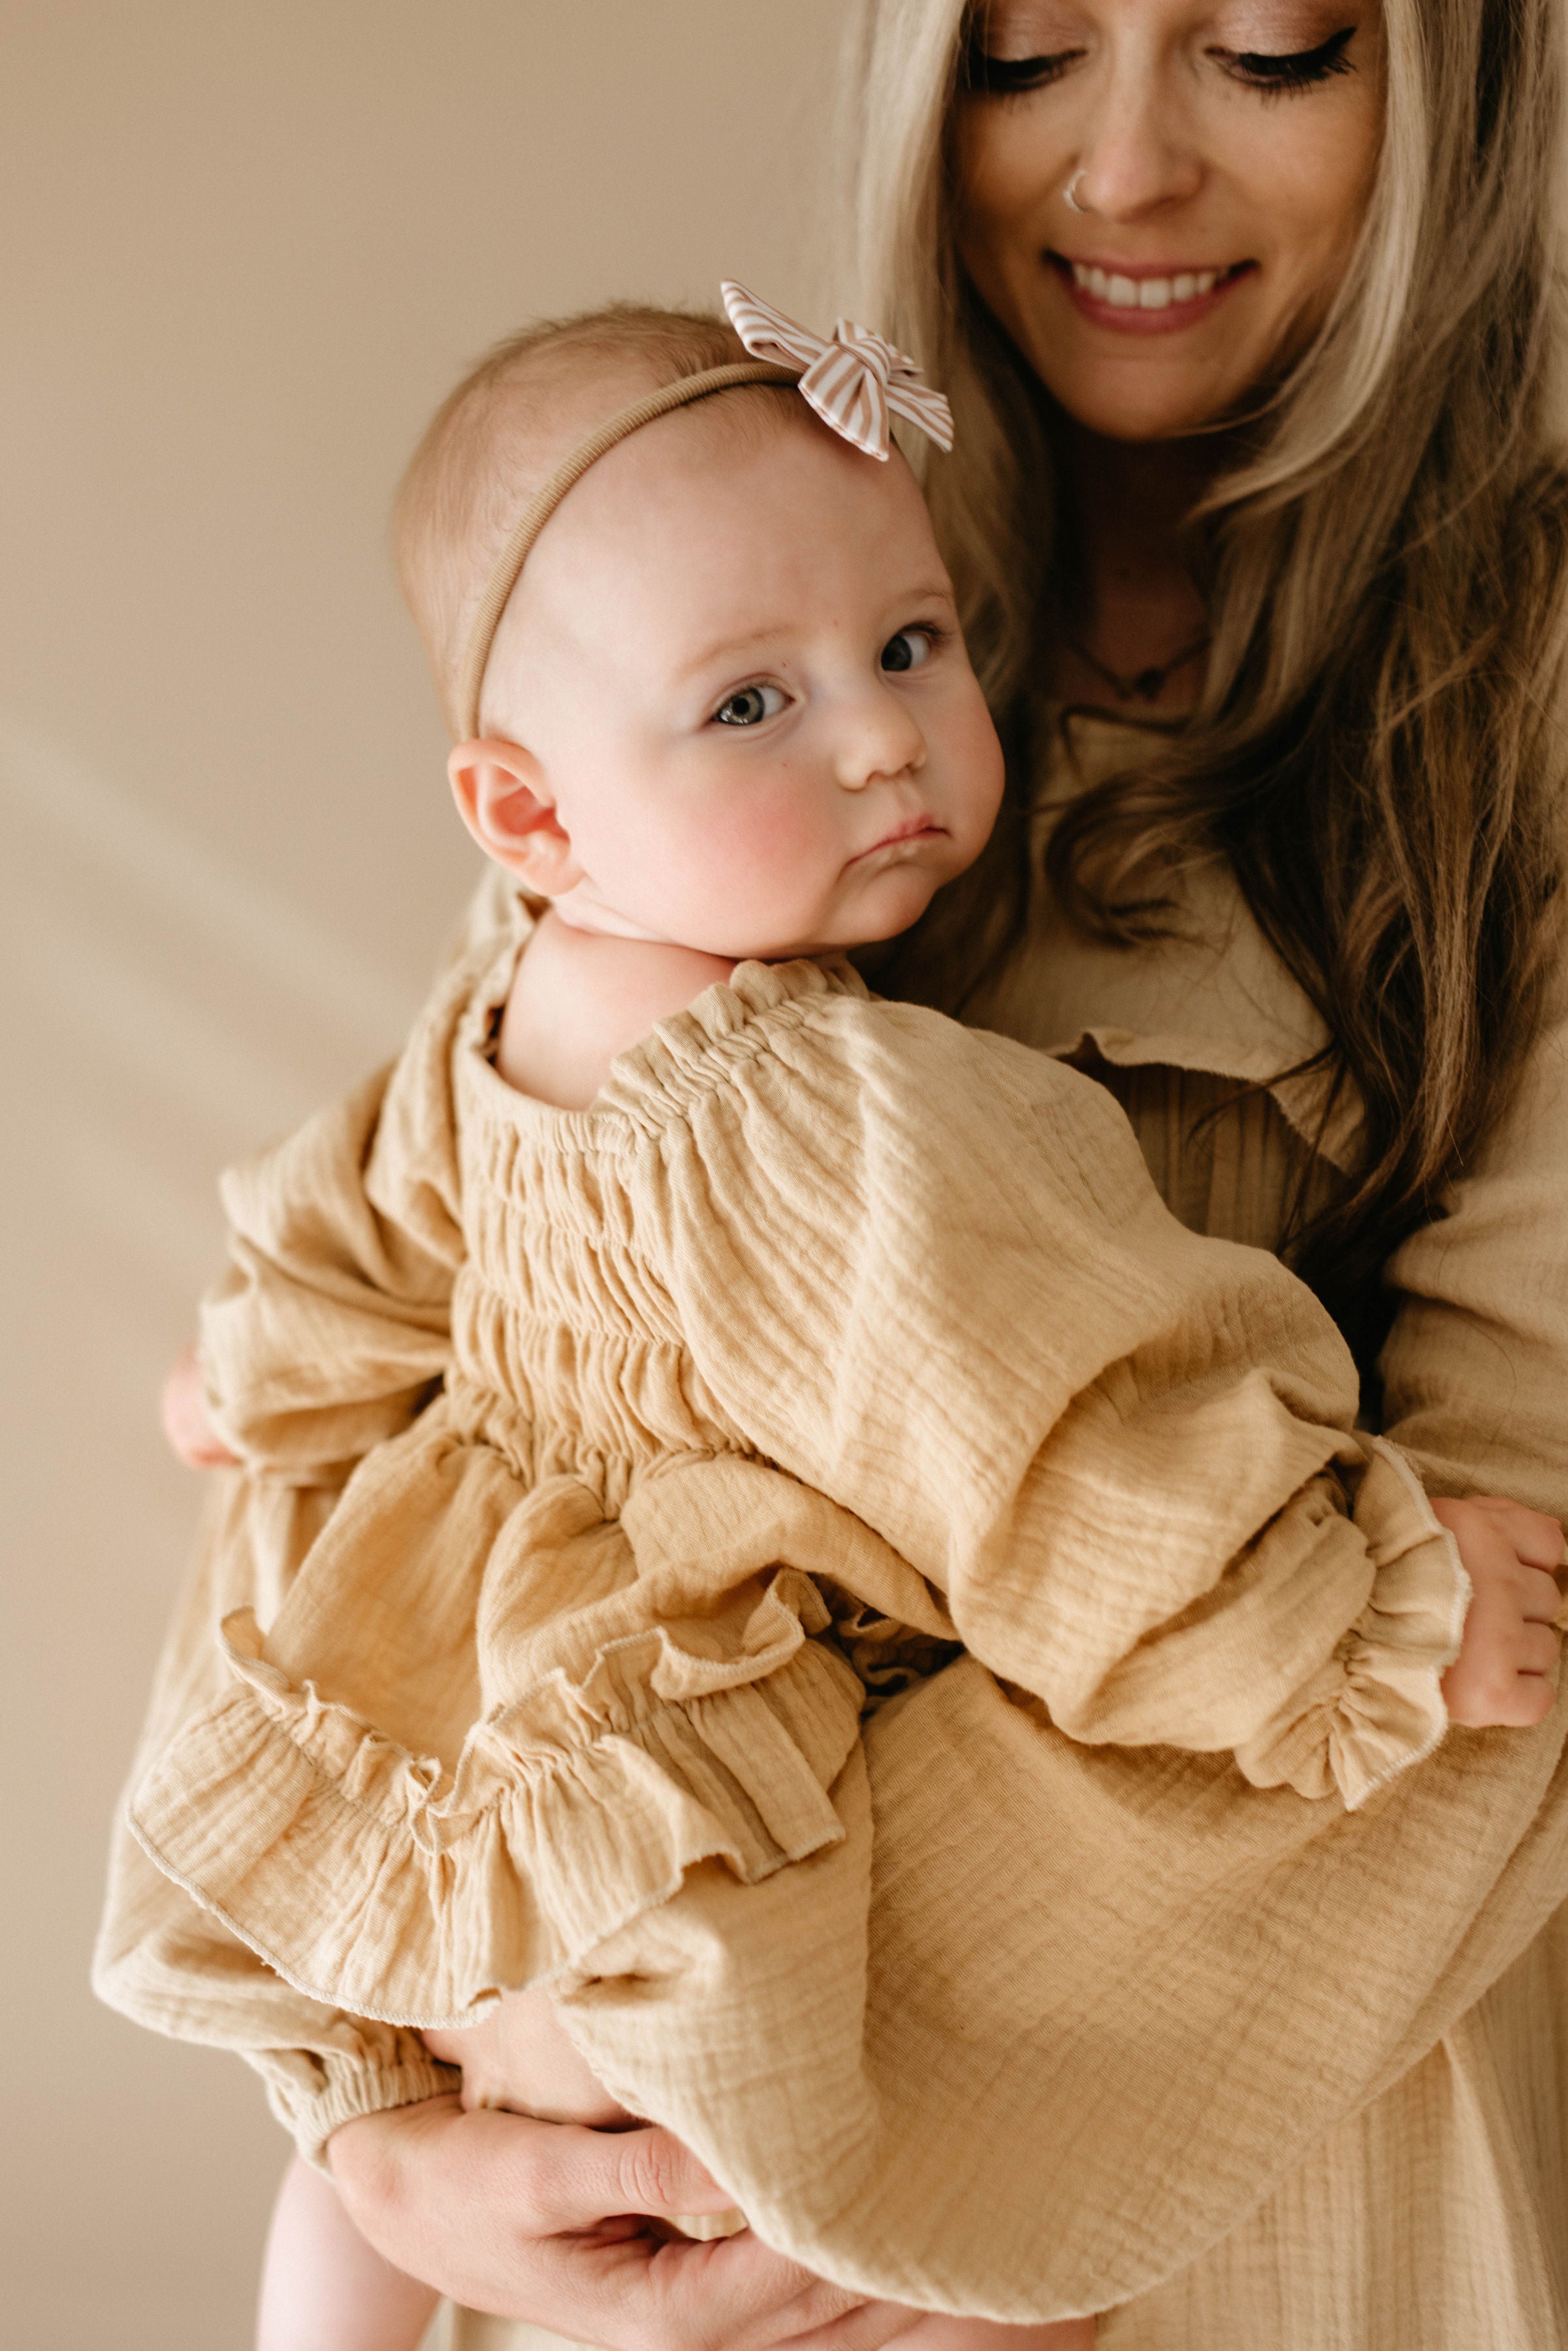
[1058,376,1245,444]
[1021,336,1261,445]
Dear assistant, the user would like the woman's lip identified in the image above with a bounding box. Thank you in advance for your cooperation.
[1048,253,1256,333]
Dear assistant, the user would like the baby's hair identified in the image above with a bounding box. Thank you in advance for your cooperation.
[396,303,799,737]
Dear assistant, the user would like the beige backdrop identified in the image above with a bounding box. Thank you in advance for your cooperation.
[0,4,841,2340]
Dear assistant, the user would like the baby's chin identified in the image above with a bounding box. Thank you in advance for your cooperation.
[731,878,964,963]
[822,866,964,952]
[564,859,968,964]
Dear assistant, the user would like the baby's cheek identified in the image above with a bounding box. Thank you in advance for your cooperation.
[946,695,1006,842]
[684,795,838,935]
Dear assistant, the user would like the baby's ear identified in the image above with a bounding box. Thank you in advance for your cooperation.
[447,739,583,896]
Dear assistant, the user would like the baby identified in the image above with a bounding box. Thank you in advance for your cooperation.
[136,291,1564,2350]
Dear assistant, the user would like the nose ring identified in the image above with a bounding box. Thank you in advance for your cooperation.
[1063,171,1092,214]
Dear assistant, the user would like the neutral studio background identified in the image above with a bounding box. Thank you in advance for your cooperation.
[0,5,842,2339]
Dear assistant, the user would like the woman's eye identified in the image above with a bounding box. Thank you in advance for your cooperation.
[1213,24,1355,94]
[961,42,1083,95]
[712,683,788,728]
[880,628,935,675]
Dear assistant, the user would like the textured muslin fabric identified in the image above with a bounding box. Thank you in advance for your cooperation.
[94,711,1568,2342]
[121,928,1480,2320]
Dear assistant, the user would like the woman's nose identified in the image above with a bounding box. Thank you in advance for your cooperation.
[834,686,927,791]
[1071,50,1204,220]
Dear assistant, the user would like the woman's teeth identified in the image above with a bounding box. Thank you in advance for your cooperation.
[1070,263,1221,308]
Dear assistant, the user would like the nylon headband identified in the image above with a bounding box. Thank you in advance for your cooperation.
[454,359,797,741]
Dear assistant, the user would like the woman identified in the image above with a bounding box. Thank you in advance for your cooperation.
[99,0,1568,2342]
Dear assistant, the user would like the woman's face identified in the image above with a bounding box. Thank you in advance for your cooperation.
[954,0,1385,441]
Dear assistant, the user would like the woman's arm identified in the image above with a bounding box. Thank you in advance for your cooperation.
[1380,975,1568,1520]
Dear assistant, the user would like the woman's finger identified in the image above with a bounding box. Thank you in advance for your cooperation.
[547,2120,734,2227]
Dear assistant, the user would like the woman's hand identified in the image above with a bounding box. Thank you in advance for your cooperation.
[160,1340,238,1468]
[1435,1495,1566,1727]
[327,2096,918,2351]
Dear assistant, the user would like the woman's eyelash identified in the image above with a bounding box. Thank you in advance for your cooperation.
[1213,25,1356,93]
[961,24,1356,99]
[961,42,1083,97]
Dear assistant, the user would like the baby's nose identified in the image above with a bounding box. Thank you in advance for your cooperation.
[835,692,927,790]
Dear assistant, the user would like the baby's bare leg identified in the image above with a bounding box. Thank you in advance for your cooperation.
[257,2152,439,2351]
[422,1984,634,2126]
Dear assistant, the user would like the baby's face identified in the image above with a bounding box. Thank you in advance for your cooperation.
[477,406,1005,959]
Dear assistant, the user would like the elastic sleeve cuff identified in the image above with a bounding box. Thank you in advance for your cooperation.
[269,2054,461,2173]
[1234,1438,1471,1809]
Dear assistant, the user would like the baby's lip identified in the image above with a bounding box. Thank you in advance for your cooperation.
[852,815,948,862]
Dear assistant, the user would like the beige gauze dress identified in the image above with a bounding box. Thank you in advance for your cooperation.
[97,713,1568,2347]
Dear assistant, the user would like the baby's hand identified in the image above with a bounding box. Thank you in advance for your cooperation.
[160,1341,238,1469]
[1435,1495,1565,1728]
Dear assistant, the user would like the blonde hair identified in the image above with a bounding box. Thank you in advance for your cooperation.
[395,305,780,737]
[842,0,1568,1362]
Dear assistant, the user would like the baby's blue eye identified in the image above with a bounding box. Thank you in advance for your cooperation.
[713,682,788,727]
[880,628,933,673]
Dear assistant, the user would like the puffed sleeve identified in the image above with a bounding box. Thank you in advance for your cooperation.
[650,984,1469,1810]
[1379,941,1568,1522]
[199,947,489,1480]
[98,889,520,2163]
[93,1470,459,2167]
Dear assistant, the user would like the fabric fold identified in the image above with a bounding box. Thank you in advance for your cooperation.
[130,1573,863,2027]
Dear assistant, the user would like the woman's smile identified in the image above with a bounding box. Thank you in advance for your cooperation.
[1048,250,1257,331]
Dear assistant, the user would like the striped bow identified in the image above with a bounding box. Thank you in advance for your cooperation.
[721,281,953,463]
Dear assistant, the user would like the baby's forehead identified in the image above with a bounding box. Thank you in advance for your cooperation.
[569,387,926,535]
[518,425,944,683]
[550,404,934,588]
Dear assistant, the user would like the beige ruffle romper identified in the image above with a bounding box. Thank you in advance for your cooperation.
[99,713,1568,2346]
[127,900,1475,2313]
